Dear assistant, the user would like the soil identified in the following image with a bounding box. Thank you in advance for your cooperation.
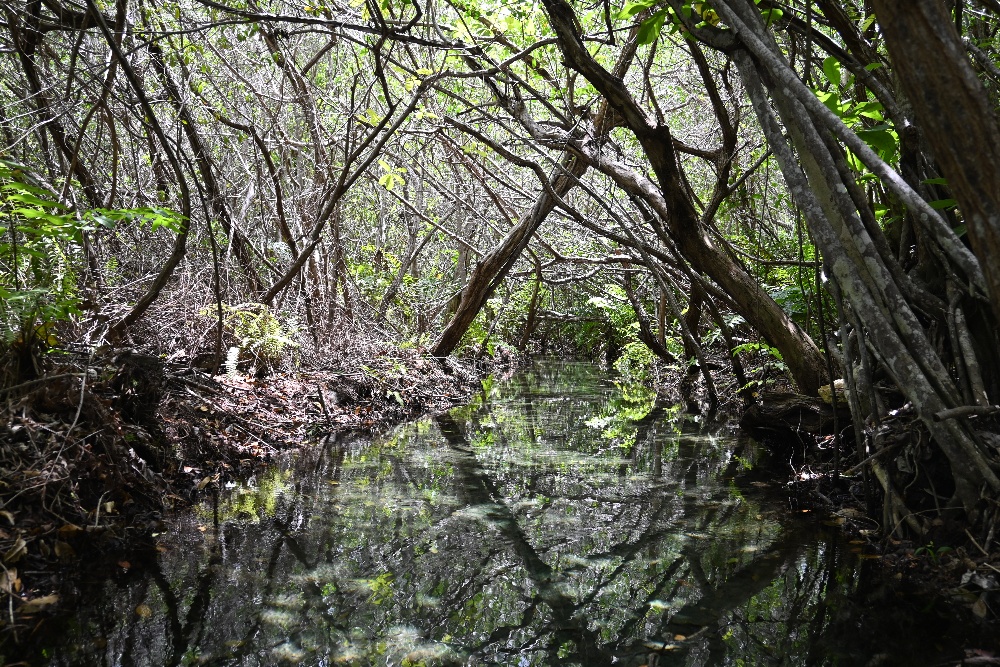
[0,343,484,639]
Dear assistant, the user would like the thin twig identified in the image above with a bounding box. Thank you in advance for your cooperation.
[966,528,990,557]
[0,373,84,396]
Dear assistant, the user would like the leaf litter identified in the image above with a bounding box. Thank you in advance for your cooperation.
[0,343,478,640]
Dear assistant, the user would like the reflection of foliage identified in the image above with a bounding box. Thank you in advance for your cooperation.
[365,571,395,605]
[584,382,657,449]
[44,362,915,667]
[613,341,655,384]
[213,468,292,521]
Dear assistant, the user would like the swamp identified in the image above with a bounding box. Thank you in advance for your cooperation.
[3,0,1000,664]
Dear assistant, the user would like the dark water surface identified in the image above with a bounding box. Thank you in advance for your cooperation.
[13,362,989,665]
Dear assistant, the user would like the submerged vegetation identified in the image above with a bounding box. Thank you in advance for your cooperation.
[3,0,1000,650]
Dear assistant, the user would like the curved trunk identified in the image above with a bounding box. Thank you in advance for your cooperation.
[431,156,585,357]
[540,0,828,394]
[873,0,1000,339]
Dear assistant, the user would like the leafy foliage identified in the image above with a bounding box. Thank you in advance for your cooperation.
[213,303,301,375]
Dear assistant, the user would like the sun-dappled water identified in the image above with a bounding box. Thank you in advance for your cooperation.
[13,361,988,665]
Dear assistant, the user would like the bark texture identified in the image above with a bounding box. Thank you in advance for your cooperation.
[539,0,828,394]
[431,157,587,357]
[873,0,1000,326]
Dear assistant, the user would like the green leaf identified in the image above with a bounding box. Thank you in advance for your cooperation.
[150,214,181,233]
[13,209,66,223]
[0,181,57,199]
[817,90,841,114]
[922,177,949,185]
[616,0,657,20]
[854,101,884,120]
[822,56,841,87]
[3,192,67,209]
[760,7,783,24]
[928,198,957,210]
[856,126,898,161]
[637,9,667,44]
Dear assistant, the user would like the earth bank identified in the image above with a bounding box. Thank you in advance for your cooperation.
[0,342,480,638]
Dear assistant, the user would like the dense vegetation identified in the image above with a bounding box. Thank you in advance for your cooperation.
[3,0,1000,551]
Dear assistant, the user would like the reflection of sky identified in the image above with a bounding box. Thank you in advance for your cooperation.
[27,362,976,666]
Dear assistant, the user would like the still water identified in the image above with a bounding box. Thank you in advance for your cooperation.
[20,362,987,665]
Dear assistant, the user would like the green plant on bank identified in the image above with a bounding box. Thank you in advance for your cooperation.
[1,160,83,361]
[733,341,788,395]
[914,541,953,565]
[458,294,520,358]
[0,158,183,381]
[576,285,638,361]
[209,302,300,376]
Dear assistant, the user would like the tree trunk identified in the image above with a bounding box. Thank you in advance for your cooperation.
[430,156,586,357]
[873,0,1000,337]
[540,0,828,395]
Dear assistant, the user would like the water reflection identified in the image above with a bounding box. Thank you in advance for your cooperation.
[17,362,981,665]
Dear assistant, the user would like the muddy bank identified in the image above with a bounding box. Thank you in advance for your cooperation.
[739,388,1000,644]
[0,345,481,637]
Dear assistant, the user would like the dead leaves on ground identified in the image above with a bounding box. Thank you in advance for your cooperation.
[0,345,474,632]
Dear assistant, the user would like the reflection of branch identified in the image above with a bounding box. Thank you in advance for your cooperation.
[146,530,222,667]
[662,534,804,636]
[436,413,617,666]
[611,556,686,643]
[147,559,186,665]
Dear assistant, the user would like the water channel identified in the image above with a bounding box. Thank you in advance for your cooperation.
[17,361,989,665]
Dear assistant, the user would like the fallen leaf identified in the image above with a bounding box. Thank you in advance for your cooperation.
[54,541,76,560]
[20,594,59,613]
[0,511,15,525]
[973,596,988,618]
[118,560,131,570]
[3,538,27,564]
[58,523,84,537]
[0,568,20,594]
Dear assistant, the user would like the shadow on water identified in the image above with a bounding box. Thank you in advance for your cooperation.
[6,361,992,666]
